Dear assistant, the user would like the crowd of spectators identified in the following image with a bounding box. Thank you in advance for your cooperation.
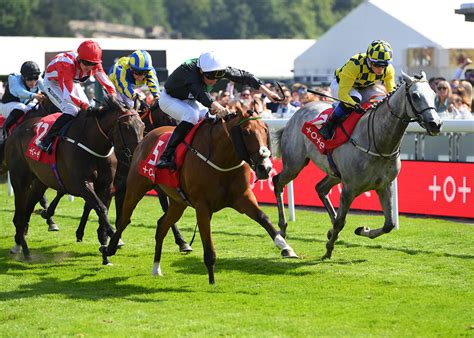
[1,59,473,121]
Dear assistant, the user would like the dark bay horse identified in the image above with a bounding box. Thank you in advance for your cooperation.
[273,72,442,260]
[0,97,61,231]
[107,101,297,284]
[5,95,144,265]
[42,102,192,252]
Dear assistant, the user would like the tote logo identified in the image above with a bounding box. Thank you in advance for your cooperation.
[428,175,471,203]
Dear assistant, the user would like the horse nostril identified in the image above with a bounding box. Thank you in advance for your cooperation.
[429,120,442,131]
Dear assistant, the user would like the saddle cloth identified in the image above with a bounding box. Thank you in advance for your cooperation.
[26,113,62,165]
[139,120,202,188]
[301,102,371,155]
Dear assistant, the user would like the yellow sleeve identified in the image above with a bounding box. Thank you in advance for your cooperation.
[337,62,359,107]
[383,65,396,93]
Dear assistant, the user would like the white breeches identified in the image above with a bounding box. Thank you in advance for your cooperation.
[0,101,37,118]
[44,78,88,117]
[158,90,208,125]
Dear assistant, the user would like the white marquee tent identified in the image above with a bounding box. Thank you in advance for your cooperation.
[0,37,313,80]
[294,0,474,84]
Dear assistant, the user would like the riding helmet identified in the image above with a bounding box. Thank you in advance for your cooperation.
[20,61,41,77]
[366,40,393,66]
[77,40,102,63]
[129,50,153,71]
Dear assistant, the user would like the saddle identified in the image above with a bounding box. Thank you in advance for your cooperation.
[139,120,203,188]
[26,113,62,164]
[302,102,371,155]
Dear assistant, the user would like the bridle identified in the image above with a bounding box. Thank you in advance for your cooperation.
[351,78,436,159]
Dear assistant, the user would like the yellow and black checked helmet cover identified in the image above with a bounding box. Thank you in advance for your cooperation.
[366,40,393,64]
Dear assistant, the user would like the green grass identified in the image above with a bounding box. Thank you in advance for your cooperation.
[0,182,473,337]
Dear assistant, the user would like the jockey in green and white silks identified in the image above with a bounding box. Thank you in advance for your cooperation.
[155,51,282,170]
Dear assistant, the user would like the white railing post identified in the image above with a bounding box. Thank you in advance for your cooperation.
[287,181,295,221]
[7,171,13,196]
[391,178,399,229]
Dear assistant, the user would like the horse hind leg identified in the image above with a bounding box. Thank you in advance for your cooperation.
[272,158,309,237]
[76,203,92,242]
[355,184,396,239]
[315,175,341,237]
[39,192,63,231]
[156,187,192,252]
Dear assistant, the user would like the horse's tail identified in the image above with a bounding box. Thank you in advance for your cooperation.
[271,127,285,158]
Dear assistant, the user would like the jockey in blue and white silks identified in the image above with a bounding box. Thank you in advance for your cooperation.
[0,61,46,134]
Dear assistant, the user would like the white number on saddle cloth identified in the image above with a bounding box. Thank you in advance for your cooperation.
[148,139,165,165]
[34,122,50,145]
[312,111,329,128]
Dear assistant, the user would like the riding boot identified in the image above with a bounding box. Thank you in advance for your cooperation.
[318,105,349,140]
[3,109,25,135]
[155,121,194,170]
[38,113,75,154]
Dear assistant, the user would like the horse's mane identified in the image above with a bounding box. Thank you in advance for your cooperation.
[369,81,404,112]
[93,95,127,118]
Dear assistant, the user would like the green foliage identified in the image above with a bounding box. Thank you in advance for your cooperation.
[0,183,472,336]
[0,0,363,38]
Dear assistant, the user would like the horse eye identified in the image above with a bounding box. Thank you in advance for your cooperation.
[412,92,421,101]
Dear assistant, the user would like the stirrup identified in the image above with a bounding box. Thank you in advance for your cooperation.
[155,158,176,170]
[38,141,53,154]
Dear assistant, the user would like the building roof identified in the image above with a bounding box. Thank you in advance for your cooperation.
[294,0,474,78]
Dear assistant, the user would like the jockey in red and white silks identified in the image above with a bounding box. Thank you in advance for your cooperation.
[43,41,116,117]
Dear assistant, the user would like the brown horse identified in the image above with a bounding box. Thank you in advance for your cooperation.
[5,95,144,265]
[42,101,192,252]
[0,97,61,231]
[107,101,297,284]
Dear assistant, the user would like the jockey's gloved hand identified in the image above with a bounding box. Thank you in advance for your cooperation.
[354,103,366,114]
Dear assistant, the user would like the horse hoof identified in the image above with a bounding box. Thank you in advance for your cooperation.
[152,262,163,276]
[321,252,332,260]
[117,239,125,248]
[76,238,83,242]
[179,243,193,253]
[354,227,370,237]
[48,224,59,231]
[103,261,113,266]
[10,244,21,254]
[281,248,299,258]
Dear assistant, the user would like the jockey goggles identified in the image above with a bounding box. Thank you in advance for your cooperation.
[132,69,148,76]
[203,69,225,80]
[369,58,389,68]
[80,59,99,67]
[24,74,39,81]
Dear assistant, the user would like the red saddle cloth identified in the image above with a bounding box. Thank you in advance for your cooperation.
[139,121,202,188]
[301,103,371,155]
[26,113,62,165]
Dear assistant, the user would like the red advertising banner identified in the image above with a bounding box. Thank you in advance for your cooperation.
[250,160,474,219]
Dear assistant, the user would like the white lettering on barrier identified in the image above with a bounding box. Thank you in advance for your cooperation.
[428,175,471,203]
[249,168,277,191]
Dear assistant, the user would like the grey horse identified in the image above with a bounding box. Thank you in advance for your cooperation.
[272,72,442,259]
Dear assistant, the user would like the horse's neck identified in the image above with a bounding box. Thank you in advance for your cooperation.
[355,86,409,154]
[72,114,112,152]
[196,119,239,166]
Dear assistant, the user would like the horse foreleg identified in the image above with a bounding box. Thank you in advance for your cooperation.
[316,175,340,227]
[235,193,298,258]
[107,177,152,257]
[40,192,63,232]
[194,203,216,284]
[272,174,288,237]
[323,186,355,260]
[152,201,187,279]
[355,184,396,239]
[156,187,192,252]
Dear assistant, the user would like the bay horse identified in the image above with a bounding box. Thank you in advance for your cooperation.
[272,72,442,260]
[0,97,61,231]
[5,95,144,265]
[107,101,298,284]
[41,101,192,252]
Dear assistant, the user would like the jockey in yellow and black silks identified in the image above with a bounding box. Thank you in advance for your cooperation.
[319,40,396,140]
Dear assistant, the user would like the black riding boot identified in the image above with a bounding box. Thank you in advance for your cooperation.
[38,114,74,153]
[3,109,25,135]
[155,121,194,170]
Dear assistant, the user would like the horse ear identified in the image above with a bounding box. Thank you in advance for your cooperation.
[401,70,413,85]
